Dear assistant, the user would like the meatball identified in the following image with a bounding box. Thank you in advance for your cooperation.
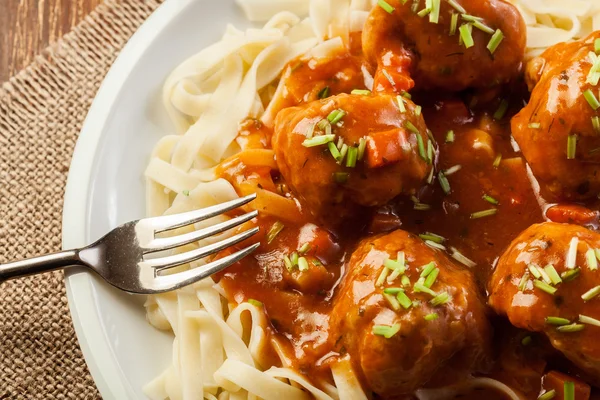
[512,32,600,201]
[273,94,432,224]
[362,0,526,92]
[330,230,492,398]
[489,222,600,383]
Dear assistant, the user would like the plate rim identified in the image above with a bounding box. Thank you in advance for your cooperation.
[61,1,195,398]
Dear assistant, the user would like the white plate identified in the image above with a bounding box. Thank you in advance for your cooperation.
[62,1,250,398]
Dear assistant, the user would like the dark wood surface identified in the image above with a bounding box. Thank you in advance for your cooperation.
[0,0,103,83]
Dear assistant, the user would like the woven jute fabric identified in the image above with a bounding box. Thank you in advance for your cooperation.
[0,0,162,398]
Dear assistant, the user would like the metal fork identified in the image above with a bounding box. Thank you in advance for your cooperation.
[0,194,259,294]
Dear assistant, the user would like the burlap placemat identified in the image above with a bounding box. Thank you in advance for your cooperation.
[0,0,162,398]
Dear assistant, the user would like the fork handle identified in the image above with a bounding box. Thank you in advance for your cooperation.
[0,250,82,282]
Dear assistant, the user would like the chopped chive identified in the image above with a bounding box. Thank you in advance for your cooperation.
[446,130,455,143]
[534,280,557,295]
[424,268,440,288]
[584,89,600,110]
[373,323,401,338]
[290,251,299,266]
[596,38,600,54]
[460,14,483,22]
[424,313,439,321]
[312,259,321,266]
[333,172,349,184]
[427,164,435,184]
[459,24,474,48]
[384,287,403,295]
[336,136,344,150]
[528,122,541,129]
[537,390,556,400]
[306,123,316,139]
[587,248,599,270]
[358,137,367,160]
[298,256,309,271]
[430,292,450,306]
[470,208,498,219]
[579,314,600,327]
[427,140,434,164]
[528,264,542,279]
[411,0,420,13]
[377,0,395,13]
[302,134,335,147]
[447,0,466,13]
[493,153,502,167]
[401,275,411,287]
[518,271,529,291]
[487,29,504,54]
[582,285,600,301]
[414,105,422,116]
[420,262,436,277]
[450,247,476,268]
[521,336,532,346]
[593,116,600,133]
[494,99,509,120]
[429,0,440,23]
[338,144,349,164]
[425,240,446,250]
[351,89,371,96]
[444,165,462,176]
[557,324,585,333]
[413,283,437,297]
[396,95,407,113]
[182,190,190,196]
[328,142,343,161]
[472,20,494,34]
[328,109,346,125]
[384,293,401,311]
[298,243,311,254]
[561,267,581,282]
[416,133,427,160]
[544,264,562,285]
[438,172,451,194]
[266,221,285,244]
[417,7,432,17]
[414,202,432,211]
[567,134,577,160]
[376,267,390,286]
[248,299,263,307]
[405,120,420,135]
[346,147,358,168]
[482,194,499,205]
[596,248,600,262]
[564,382,575,400]
[317,119,330,130]
[545,316,570,326]
[382,69,396,87]
[449,12,458,35]
[566,237,579,269]
[402,91,412,99]
[318,86,330,99]
[397,290,413,309]
[419,232,445,244]
[283,255,293,271]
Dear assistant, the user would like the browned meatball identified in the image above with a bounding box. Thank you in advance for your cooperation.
[273,94,432,224]
[330,230,492,398]
[489,222,600,384]
[363,0,526,93]
[512,32,600,201]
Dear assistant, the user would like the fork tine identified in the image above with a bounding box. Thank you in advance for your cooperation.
[142,227,259,269]
[142,210,258,253]
[149,243,260,293]
[145,194,257,233]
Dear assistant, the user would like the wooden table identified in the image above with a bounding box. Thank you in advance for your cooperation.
[0,0,103,83]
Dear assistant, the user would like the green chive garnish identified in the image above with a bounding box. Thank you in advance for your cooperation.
[518,271,529,291]
[593,116,600,133]
[333,172,349,184]
[579,314,600,327]
[401,275,411,287]
[561,268,581,282]
[420,262,436,277]
[595,38,600,54]
[351,89,371,96]
[373,323,401,338]
[416,133,427,161]
[419,232,445,243]
[446,130,455,143]
[459,24,474,48]
[521,336,532,346]
[382,69,395,87]
[248,299,263,307]
[493,153,502,167]
[567,134,577,159]
[584,89,600,110]
[557,324,585,333]
[534,280,557,295]
[298,243,311,254]
[470,208,497,219]
[290,251,299,266]
[449,12,458,35]
[447,0,466,13]
[346,147,358,168]
[528,264,542,279]
[429,0,440,23]
[266,221,285,244]
[587,248,598,270]
[303,134,335,147]
[414,202,432,211]
[358,137,367,160]
[405,120,420,135]
[414,105,422,116]
[564,382,575,400]
[482,194,499,205]
[298,256,309,271]
[417,7,432,17]
[283,255,293,271]
[328,109,346,125]
[427,140,434,164]
[384,293,401,311]
[376,267,390,286]
[383,287,403,295]
[487,29,504,54]
[396,290,413,309]
[182,190,190,196]
[537,389,556,400]
[377,0,395,13]
[494,99,509,120]
[318,86,330,99]
[544,264,562,285]
[438,171,451,194]
[413,283,437,296]
[328,142,342,161]
[582,285,600,301]
[424,313,439,321]
[430,292,450,306]
[545,316,570,326]
[396,95,406,113]
[424,268,440,288]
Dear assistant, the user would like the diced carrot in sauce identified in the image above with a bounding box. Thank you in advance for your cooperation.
[546,204,598,226]
[372,51,415,94]
[366,129,410,168]
[541,371,590,400]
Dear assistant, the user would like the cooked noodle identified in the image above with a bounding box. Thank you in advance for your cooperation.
[143,0,595,399]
